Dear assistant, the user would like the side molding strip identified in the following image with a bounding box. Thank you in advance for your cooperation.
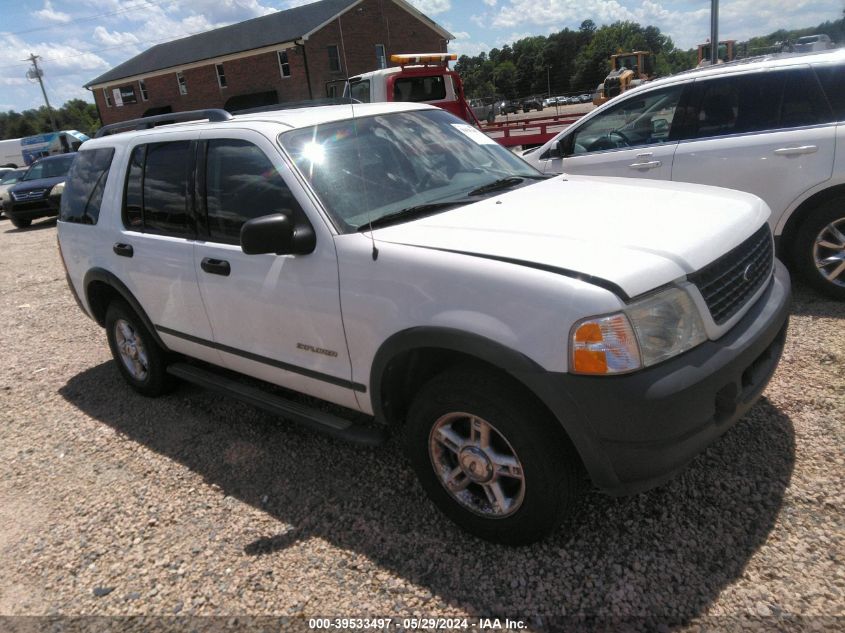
[155,325,367,393]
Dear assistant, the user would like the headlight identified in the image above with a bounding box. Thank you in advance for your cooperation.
[50,182,65,197]
[570,286,707,375]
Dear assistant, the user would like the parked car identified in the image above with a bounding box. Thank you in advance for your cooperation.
[469,97,500,124]
[521,96,543,112]
[0,167,27,217]
[500,99,521,114]
[58,104,789,544]
[5,154,75,228]
[578,93,592,103]
[522,48,845,298]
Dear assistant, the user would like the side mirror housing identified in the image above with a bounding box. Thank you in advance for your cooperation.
[240,211,316,256]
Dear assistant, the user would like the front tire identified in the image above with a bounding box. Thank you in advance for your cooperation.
[794,197,845,300]
[10,217,31,228]
[404,366,582,545]
[105,300,174,396]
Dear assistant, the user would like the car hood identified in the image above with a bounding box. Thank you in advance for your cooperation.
[371,175,770,299]
[10,175,66,193]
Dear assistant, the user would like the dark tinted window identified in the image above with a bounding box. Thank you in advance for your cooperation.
[816,63,845,121]
[124,146,144,229]
[393,75,446,102]
[143,141,190,235]
[691,68,832,139]
[59,148,115,224]
[205,139,301,243]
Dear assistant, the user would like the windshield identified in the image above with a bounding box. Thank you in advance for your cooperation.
[23,155,76,181]
[1,169,26,185]
[279,108,540,232]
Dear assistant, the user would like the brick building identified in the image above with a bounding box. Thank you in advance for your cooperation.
[84,0,453,125]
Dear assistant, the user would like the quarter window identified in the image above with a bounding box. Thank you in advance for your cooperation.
[278,51,291,78]
[328,45,341,73]
[176,72,187,95]
[123,141,191,236]
[204,139,302,244]
[59,148,115,225]
[570,84,684,155]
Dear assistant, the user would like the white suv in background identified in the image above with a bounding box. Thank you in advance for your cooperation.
[523,49,845,298]
[57,104,789,544]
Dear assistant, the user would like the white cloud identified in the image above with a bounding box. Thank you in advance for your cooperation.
[33,1,71,23]
[92,26,140,48]
[482,0,497,6]
[407,0,452,16]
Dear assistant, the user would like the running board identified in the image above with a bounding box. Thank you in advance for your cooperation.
[167,362,385,446]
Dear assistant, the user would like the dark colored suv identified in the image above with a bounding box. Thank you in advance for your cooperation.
[522,96,543,112]
[6,154,76,228]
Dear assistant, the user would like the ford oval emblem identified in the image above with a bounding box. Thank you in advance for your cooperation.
[743,263,754,282]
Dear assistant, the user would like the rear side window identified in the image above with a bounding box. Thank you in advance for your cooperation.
[123,141,192,235]
[59,148,115,224]
[204,139,302,244]
[690,67,833,140]
[816,63,845,121]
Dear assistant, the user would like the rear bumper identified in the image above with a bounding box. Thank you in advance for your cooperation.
[517,260,791,495]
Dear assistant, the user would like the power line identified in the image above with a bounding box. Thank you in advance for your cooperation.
[1,0,177,37]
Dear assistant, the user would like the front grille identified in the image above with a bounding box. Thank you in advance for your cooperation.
[688,224,773,325]
[11,200,50,212]
[11,188,47,202]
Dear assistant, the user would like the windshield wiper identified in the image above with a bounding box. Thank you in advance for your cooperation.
[467,174,548,197]
[357,200,468,232]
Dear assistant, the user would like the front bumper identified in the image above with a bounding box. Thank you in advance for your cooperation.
[6,197,60,222]
[517,259,791,495]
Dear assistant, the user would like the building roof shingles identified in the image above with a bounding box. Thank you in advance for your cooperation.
[86,0,364,87]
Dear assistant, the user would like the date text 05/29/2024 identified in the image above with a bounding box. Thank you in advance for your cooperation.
[308,618,527,630]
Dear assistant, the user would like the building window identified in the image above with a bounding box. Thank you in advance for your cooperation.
[375,44,386,69]
[103,88,112,107]
[215,64,227,88]
[278,51,291,78]
[176,72,187,95]
[328,45,341,73]
[139,79,148,101]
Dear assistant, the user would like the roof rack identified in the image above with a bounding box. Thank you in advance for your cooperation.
[94,109,232,138]
[232,97,360,115]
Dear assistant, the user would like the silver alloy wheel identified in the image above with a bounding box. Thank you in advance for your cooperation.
[813,217,845,288]
[114,318,149,381]
[429,412,526,518]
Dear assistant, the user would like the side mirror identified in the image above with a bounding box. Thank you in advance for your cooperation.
[240,211,316,256]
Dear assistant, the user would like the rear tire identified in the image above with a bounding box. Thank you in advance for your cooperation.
[794,197,845,300]
[105,300,175,396]
[10,217,31,229]
[404,366,582,545]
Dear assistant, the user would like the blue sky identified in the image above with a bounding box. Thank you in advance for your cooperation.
[0,0,840,113]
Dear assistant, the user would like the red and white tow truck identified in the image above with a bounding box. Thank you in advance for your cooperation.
[339,53,587,148]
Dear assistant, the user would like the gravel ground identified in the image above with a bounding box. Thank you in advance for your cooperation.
[0,217,843,632]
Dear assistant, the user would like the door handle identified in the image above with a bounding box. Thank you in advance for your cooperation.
[773,145,818,156]
[113,243,133,257]
[201,257,231,276]
[628,160,662,169]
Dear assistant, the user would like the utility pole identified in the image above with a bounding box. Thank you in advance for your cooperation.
[709,0,719,65]
[25,53,57,132]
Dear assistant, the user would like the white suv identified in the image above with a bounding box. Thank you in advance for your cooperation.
[523,49,845,299]
[57,104,790,544]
